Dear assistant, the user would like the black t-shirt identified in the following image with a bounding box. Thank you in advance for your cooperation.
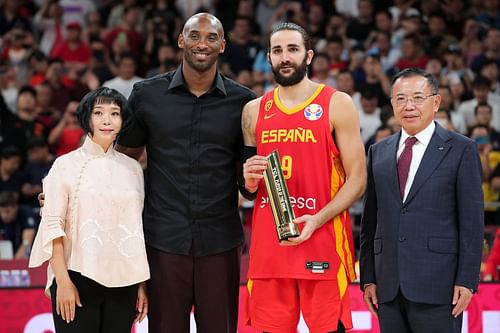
[118,67,256,256]
[358,81,390,108]
[0,108,47,161]
[23,160,53,187]
[0,170,27,194]
[0,205,38,253]
[490,128,500,151]
[346,19,375,43]
[1,108,28,154]
[23,159,54,207]
[223,39,261,75]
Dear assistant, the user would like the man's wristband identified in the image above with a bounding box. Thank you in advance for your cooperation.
[240,183,258,200]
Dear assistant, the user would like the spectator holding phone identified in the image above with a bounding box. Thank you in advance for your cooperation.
[48,100,84,157]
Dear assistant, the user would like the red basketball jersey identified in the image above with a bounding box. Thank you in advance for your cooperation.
[248,84,356,285]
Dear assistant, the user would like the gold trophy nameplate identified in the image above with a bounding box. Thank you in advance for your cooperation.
[263,150,300,241]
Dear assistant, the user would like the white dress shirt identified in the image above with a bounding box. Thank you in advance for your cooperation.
[457,94,500,131]
[358,107,382,144]
[397,121,436,202]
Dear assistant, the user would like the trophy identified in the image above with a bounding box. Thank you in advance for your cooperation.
[263,150,300,241]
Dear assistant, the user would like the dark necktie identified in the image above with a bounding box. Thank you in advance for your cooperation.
[398,136,418,198]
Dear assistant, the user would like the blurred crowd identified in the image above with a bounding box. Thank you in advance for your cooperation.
[0,0,500,280]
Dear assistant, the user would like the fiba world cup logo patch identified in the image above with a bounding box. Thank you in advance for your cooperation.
[265,100,273,111]
[304,104,323,121]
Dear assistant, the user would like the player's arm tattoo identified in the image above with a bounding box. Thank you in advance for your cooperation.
[242,105,256,146]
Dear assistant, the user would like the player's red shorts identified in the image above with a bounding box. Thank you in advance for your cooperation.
[245,278,353,333]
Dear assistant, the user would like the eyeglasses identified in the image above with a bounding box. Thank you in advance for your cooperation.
[391,94,437,107]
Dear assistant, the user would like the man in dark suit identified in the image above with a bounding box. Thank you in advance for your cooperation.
[360,68,484,333]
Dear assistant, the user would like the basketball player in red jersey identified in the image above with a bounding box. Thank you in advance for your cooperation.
[241,22,367,333]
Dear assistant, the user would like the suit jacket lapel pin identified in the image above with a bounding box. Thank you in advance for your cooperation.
[438,147,444,151]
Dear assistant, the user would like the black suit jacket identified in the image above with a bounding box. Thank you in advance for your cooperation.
[360,123,484,304]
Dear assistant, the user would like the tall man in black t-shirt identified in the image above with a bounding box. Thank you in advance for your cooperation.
[116,13,256,333]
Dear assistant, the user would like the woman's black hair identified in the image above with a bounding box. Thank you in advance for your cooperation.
[76,87,132,137]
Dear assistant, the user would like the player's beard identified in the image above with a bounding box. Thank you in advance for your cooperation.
[272,56,308,87]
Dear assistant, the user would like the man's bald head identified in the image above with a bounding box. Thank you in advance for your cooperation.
[178,12,226,73]
[182,13,224,38]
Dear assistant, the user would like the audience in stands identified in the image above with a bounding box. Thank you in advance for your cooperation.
[0,0,499,277]
[0,191,37,259]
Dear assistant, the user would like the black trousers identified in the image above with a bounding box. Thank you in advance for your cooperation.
[50,271,138,333]
[378,289,463,333]
[146,245,241,333]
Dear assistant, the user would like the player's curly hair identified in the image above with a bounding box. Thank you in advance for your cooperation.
[269,22,311,50]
